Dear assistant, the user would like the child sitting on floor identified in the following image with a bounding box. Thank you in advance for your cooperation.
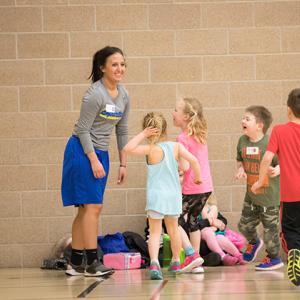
[198,194,245,266]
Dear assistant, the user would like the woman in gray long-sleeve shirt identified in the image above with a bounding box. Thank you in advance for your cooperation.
[61,46,130,277]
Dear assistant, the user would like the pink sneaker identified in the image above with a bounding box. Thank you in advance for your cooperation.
[222,254,239,266]
[235,253,246,265]
[149,262,163,280]
[181,253,204,273]
[168,261,181,273]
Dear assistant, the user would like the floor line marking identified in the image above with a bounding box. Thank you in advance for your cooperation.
[77,278,104,298]
[149,279,168,300]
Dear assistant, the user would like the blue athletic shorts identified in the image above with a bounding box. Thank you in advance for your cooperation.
[61,136,109,206]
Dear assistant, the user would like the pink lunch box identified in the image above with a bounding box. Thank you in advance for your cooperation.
[103,252,141,270]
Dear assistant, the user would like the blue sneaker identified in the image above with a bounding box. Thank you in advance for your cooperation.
[149,261,163,280]
[243,238,264,262]
[255,256,284,271]
[287,249,300,286]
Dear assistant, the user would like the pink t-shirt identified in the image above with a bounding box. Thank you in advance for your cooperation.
[177,132,213,195]
[267,122,300,202]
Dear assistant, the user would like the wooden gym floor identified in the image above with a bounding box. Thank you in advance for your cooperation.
[1,263,299,300]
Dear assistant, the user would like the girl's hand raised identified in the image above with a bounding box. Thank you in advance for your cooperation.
[142,127,160,138]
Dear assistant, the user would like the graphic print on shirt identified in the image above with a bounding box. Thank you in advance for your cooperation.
[242,146,269,195]
[99,104,123,120]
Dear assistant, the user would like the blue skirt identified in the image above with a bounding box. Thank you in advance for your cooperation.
[61,136,109,206]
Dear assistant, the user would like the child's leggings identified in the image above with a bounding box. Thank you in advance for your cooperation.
[201,227,240,257]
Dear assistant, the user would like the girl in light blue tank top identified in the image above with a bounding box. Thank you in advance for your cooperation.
[123,112,202,280]
[146,141,182,216]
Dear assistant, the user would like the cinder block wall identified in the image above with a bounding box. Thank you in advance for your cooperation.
[1,0,299,267]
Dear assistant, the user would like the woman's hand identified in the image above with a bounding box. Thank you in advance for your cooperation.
[87,151,106,178]
[118,165,126,184]
[91,159,106,179]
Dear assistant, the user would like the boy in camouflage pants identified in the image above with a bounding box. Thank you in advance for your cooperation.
[235,106,283,271]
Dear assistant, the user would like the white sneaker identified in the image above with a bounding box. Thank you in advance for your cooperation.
[181,254,204,273]
[191,266,204,274]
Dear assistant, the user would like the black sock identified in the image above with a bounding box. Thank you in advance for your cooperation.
[70,248,84,266]
[86,249,98,265]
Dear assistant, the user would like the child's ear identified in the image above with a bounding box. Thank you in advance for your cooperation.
[257,121,264,131]
[183,113,190,121]
[287,106,293,118]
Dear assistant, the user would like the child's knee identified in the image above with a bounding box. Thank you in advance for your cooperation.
[201,227,214,238]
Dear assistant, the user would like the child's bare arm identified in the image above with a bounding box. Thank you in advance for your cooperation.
[251,151,274,194]
[212,218,226,231]
[201,204,210,219]
[178,143,202,184]
[208,205,218,219]
[202,204,221,231]
[178,157,190,173]
[123,127,159,156]
[235,161,247,180]
[202,204,218,222]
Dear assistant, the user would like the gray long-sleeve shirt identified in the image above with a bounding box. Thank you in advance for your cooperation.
[73,80,130,154]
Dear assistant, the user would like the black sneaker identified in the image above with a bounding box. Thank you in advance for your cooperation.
[65,262,85,276]
[203,252,222,267]
[41,258,68,270]
[287,249,300,286]
[84,260,114,277]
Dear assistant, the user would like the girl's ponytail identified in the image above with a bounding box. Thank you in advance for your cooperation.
[142,112,167,144]
[183,98,207,144]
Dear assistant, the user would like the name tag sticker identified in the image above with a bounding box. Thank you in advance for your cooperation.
[106,104,116,113]
[246,147,259,155]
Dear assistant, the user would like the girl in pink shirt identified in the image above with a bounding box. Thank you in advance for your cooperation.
[172,98,217,269]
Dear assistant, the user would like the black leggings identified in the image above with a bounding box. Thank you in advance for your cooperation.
[280,201,300,253]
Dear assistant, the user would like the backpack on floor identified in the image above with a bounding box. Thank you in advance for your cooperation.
[123,231,150,268]
[98,232,129,254]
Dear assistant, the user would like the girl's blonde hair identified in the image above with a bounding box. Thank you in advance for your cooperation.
[142,112,167,144]
[182,97,207,144]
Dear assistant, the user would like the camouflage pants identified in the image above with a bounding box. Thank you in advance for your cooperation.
[238,200,280,258]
